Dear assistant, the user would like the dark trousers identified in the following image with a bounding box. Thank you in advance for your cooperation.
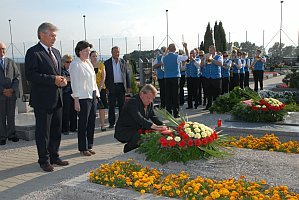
[239,73,245,89]
[165,77,179,117]
[222,77,230,94]
[232,73,240,89]
[253,70,264,91]
[200,77,206,105]
[124,132,141,153]
[0,98,17,140]
[158,78,166,108]
[108,84,125,126]
[244,71,250,88]
[62,93,77,133]
[186,77,193,108]
[77,92,97,151]
[179,75,186,105]
[34,102,62,165]
[187,77,200,107]
[203,78,221,109]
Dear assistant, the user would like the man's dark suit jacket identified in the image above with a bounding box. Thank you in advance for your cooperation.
[104,57,130,92]
[115,95,163,143]
[25,43,63,109]
[0,57,20,100]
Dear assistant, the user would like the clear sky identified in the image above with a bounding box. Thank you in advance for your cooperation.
[0,0,298,58]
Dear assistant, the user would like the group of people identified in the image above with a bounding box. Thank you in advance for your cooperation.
[153,44,266,112]
[22,22,134,172]
[1,21,267,173]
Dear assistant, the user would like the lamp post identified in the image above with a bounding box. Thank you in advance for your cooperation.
[166,10,169,47]
[279,1,283,57]
[83,15,86,41]
[8,19,14,60]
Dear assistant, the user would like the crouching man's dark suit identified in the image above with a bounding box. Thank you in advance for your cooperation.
[114,95,163,153]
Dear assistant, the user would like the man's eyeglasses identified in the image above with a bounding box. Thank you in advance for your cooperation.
[65,61,72,63]
[199,55,204,57]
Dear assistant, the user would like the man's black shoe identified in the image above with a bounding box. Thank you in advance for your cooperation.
[108,124,115,128]
[186,107,193,109]
[0,140,6,145]
[8,137,19,142]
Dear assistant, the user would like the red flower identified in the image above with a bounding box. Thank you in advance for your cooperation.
[207,136,213,143]
[201,138,208,146]
[179,131,185,136]
[262,108,267,112]
[138,128,143,134]
[168,140,176,147]
[178,140,186,148]
[187,139,194,147]
[194,139,201,147]
[182,133,189,140]
[159,137,168,147]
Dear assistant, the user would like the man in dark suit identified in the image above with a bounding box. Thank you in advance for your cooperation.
[115,84,167,153]
[0,41,20,145]
[104,46,131,128]
[25,22,69,172]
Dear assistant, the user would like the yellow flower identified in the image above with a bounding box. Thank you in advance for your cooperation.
[140,189,145,194]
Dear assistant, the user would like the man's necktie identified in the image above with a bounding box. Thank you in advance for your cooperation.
[0,58,4,70]
[48,48,57,68]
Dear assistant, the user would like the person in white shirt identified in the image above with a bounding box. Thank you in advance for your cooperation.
[69,41,100,156]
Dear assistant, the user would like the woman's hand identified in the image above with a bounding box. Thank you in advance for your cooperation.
[74,98,80,112]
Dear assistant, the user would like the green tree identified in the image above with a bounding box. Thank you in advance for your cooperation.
[218,21,227,51]
[268,42,285,57]
[214,21,221,51]
[282,45,296,57]
[199,41,204,51]
[203,22,214,52]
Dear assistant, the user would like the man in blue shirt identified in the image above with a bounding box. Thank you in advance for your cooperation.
[162,43,189,118]
[251,49,266,91]
[201,45,223,110]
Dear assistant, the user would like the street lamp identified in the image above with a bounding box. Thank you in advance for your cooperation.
[83,15,86,41]
[166,10,169,47]
[8,19,14,60]
[279,1,283,57]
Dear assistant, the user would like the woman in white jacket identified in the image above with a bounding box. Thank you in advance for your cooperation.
[70,41,100,156]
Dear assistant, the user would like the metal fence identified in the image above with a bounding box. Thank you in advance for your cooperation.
[4,33,213,63]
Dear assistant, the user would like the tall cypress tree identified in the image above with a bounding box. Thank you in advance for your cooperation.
[203,22,214,52]
[214,21,221,51]
[218,21,227,51]
[200,41,204,51]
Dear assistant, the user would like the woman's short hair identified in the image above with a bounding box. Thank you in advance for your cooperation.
[62,54,73,64]
[89,50,98,57]
[140,84,157,96]
[75,41,93,57]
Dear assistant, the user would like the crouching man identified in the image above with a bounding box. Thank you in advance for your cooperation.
[114,84,167,153]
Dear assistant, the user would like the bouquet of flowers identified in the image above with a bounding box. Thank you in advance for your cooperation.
[232,97,287,122]
[137,109,232,164]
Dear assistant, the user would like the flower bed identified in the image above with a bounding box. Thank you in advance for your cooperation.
[229,134,299,154]
[137,109,231,164]
[89,159,299,200]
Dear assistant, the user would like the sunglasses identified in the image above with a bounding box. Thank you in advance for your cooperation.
[199,55,204,57]
[65,61,72,63]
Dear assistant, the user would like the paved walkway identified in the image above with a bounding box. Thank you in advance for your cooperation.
[0,75,286,200]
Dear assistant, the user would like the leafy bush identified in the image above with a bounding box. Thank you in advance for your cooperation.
[282,69,299,89]
[210,87,258,113]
